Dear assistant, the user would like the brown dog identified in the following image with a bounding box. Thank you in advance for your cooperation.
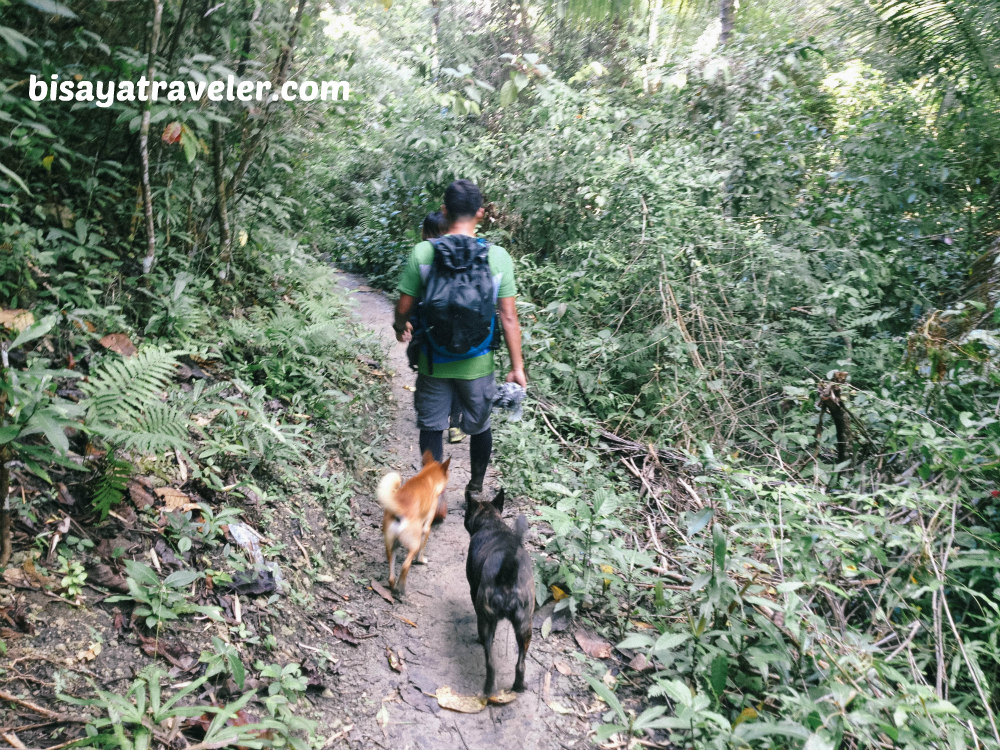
[377,451,451,596]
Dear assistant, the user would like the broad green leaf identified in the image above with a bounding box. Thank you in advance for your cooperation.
[21,411,69,453]
[652,631,689,653]
[709,654,728,697]
[687,507,713,536]
[617,632,654,650]
[10,315,55,350]
[0,160,32,194]
[164,569,200,588]
[22,0,78,18]
[584,676,626,723]
[499,80,517,107]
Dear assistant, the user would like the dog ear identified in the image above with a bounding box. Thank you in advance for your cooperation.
[421,450,434,466]
[440,456,451,472]
[492,488,505,513]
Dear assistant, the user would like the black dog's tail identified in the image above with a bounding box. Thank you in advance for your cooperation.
[513,513,528,541]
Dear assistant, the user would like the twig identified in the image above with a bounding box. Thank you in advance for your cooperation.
[293,536,313,569]
[885,621,922,662]
[0,690,85,722]
[539,409,572,450]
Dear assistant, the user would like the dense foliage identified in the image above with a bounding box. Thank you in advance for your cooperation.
[1,0,387,744]
[300,0,1000,746]
[2,0,1000,747]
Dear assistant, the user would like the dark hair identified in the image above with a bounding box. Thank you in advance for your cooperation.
[421,210,448,240]
[443,179,482,221]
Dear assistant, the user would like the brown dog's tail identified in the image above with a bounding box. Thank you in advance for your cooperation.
[377,472,403,515]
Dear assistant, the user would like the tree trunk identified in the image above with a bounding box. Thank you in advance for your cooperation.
[644,0,664,92]
[140,0,164,275]
[227,0,308,202]
[0,343,11,568]
[719,0,735,46]
[430,0,440,75]
[0,449,10,568]
[213,121,233,281]
[164,0,189,66]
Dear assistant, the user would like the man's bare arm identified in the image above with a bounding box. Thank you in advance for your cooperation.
[498,296,526,387]
[394,294,416,343]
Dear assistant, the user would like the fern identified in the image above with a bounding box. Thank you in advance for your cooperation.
[83,346,192,454]
[91,455,133,519]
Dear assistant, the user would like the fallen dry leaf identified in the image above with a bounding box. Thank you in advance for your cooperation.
[375,703,389,738]
[435,686,487,714]
[554,659,574,676]
[393,614,417,628]
[385,647,404,672]
[128,482,155,509]
[99,332,138,357]
[2,559,56,591]
[154,487,193,511]
[546,700,576,715]
[0,309,34,332]
[487,691,517,705]
[628,653,653,672]
[575,628,612,659]
[550,584,569,601]
[370,579,394,604]
[542,670,575,715]
[331,624,360,646]
[74,641,102,662]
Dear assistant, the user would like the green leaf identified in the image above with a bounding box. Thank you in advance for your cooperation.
[0,160,32,194]
[164,569,200,588]
[22,0,78,18]
[499,80,518,107]
[713,523,727,571]
[0,26,38,58]
[584,676,626,724]
[124,559,160,587]
[687,507,713,536]
[181,130,198,163]
[21,411,69,453]
[652,631,689,655]
[228,652,246,690]
[617,632,655,650]
[709,654,728,696]
[10,315,55,350]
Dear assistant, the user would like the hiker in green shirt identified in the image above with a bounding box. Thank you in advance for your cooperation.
[393,179,527,499]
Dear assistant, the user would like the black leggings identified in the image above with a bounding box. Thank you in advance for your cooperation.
[419,428,492,477]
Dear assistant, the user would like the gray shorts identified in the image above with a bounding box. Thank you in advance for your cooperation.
[415,373,496,435]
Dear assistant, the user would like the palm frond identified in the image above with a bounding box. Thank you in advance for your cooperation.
[852,0,1000,96]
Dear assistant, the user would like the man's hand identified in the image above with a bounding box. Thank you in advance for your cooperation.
[506,368,527,388]
[394,294,416,344]
[395,321,413,343]
[498,297,527,388]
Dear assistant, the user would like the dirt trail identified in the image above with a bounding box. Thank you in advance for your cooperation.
[329,272,592,750]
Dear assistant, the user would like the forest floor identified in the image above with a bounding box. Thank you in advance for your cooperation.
[0,273,597,750]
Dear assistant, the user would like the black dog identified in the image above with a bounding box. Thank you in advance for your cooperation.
[464,488,535,696]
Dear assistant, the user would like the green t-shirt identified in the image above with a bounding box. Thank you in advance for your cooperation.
[397,237,516,380]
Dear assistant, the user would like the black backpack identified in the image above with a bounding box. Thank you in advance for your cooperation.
[418,235,496,367]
